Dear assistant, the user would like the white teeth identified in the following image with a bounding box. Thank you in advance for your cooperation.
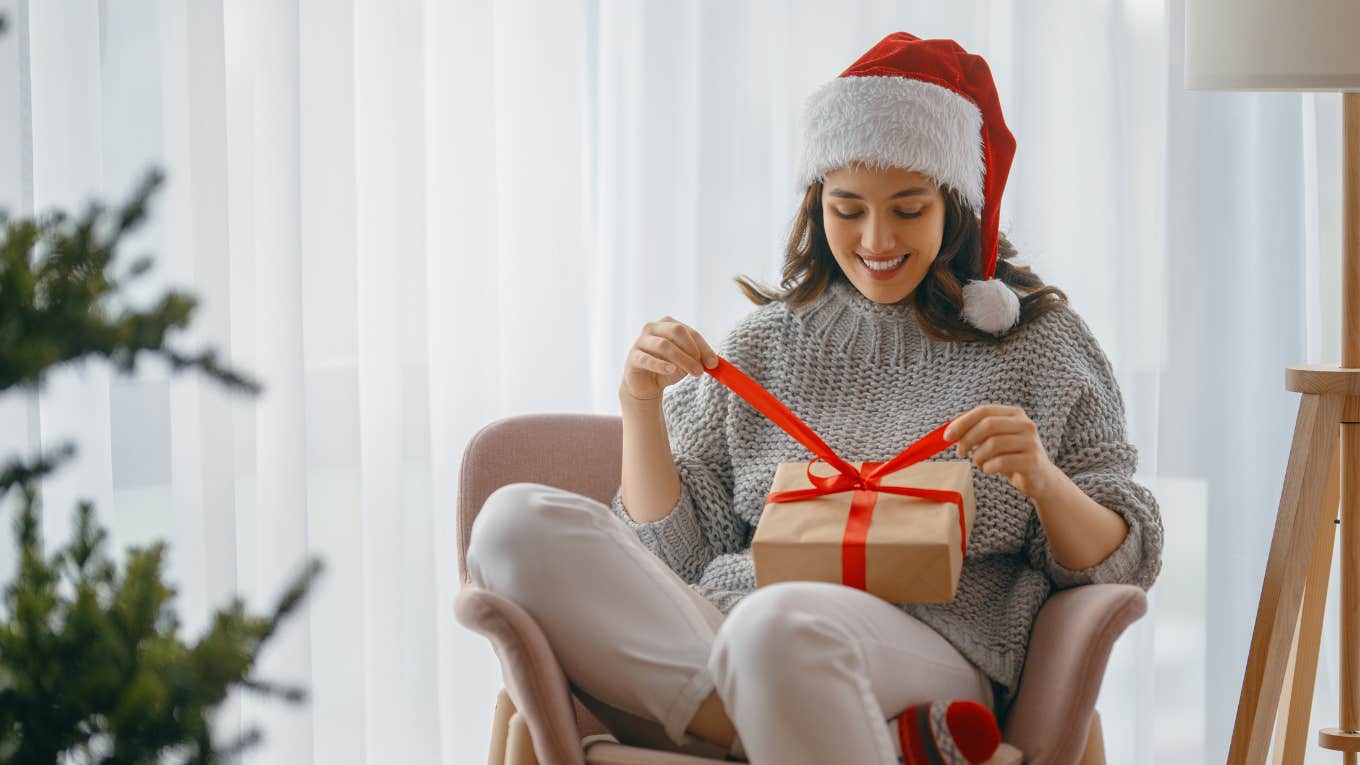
[860,254,905,271]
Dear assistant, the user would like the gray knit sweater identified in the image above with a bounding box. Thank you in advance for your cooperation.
[610,277,1163,710]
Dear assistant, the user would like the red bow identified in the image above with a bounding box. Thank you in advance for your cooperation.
[703,356,967,591]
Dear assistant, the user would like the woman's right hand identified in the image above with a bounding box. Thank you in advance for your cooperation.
[620,315,720,402]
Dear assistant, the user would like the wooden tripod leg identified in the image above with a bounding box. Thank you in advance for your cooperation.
[1335,421,1360,764]
[1272,601,1305,762]
[1229,392,1343,765]
[1271,434,1343,765]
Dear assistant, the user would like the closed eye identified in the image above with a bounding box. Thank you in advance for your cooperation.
[833,209,922,220]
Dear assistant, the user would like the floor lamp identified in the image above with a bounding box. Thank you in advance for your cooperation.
[1184,0,1360,763]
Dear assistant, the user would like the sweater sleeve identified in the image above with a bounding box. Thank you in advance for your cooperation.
[609,323,756,585]
[1026,322,1164,591]
[692,549,758,616]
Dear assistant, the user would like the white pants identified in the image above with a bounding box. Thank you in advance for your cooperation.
[466,482,995,765]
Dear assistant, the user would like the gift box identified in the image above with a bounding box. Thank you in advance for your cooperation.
[753,458,975,603]
[702,355,976,604]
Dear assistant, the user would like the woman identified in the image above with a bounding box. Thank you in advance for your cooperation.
[467,32,1162,765]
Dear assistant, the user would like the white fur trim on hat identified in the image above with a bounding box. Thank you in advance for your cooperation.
[961,277,1021,335]
[796,75,985,210]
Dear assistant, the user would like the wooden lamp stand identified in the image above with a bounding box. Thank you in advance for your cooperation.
[1227,92,1360,764]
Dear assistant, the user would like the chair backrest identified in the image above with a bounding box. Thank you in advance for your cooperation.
[456,413,623,584]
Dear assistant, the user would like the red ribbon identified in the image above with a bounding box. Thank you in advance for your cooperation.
[703,356,968,591]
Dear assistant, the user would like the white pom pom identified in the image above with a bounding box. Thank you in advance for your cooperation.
[960,278,1021,335]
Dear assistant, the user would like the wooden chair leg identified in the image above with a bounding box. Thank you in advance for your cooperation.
[506,711,540,765]
[1077,710,1106,765]
[490,688,516,765]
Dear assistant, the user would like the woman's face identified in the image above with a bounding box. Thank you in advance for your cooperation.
[821,164,946,305]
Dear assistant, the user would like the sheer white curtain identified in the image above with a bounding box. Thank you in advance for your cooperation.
[0,0,1346,762]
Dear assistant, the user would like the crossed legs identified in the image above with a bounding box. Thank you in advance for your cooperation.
[467,482,992,763]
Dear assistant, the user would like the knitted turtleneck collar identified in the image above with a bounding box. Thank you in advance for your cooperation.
[789,277,954,366]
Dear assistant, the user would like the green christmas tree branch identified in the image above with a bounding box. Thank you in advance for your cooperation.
[0,444,76,504]
[0,168,261,396]
[0,157,325,762]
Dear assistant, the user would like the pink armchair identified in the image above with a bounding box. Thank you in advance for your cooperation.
[455,413,1146,765]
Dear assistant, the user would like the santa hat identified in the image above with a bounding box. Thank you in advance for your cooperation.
[796,32,1020,335]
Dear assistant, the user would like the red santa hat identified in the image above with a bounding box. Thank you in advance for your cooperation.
[796,32,1020,335]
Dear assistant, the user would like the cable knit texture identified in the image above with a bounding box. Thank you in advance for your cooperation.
[609,277,1163,711]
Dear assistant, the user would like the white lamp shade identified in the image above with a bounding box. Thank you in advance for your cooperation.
[1185,0,1360,91]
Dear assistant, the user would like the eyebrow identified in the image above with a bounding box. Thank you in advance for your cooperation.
[827,187,931,200]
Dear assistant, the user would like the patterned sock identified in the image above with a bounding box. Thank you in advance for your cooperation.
[888,700,1000,764]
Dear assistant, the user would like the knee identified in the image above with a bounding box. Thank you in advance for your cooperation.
[467,482,578,576]
[709,583,855,686]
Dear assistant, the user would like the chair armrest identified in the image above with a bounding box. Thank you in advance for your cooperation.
[1002,584,1147,765]
[455,585,587,765]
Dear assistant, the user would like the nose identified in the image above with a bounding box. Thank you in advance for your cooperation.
[860,212,897,255]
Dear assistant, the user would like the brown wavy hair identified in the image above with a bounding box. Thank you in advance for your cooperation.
[734,179,1069,346]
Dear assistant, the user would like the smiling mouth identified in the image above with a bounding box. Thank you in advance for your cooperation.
[858,253,908,272]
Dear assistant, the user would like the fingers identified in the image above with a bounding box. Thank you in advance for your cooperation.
[946,404,1016,441]
[626,315,717,395]
[693,331,719,367]
[961,432,1031,464]
[952,411,1035,458]
[976,451,1027,476]
[652,316,718,370]
[683,324,719,367]
[654,316,699,359]
[639,333,705,377]
[630,346,683,378]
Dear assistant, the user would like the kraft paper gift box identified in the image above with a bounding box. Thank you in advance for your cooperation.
[752,458,976,603]
[696,354,978,605]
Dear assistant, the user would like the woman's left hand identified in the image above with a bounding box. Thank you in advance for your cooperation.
[942,404,1062,501]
